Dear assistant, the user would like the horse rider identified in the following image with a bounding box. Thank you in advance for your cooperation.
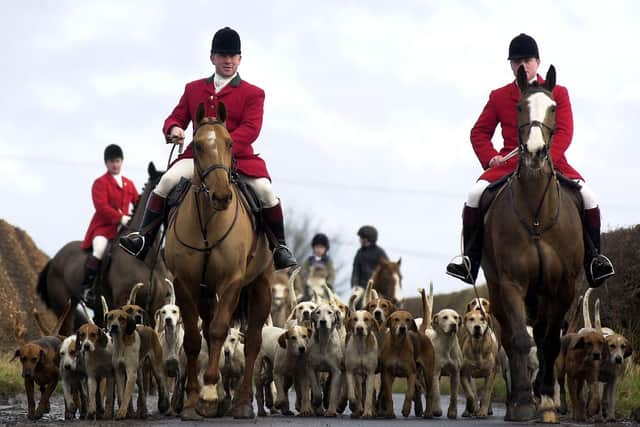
[81,144,138,303]
[299,233,336,298]
[351,225,388,292]
[119,27,297,270]
[446,33,615,288]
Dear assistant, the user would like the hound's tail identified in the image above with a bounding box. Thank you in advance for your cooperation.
[127,282,145,305]
[582,288,594,330]
[288,267,301,311]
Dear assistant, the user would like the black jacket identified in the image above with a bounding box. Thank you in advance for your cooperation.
[351,244,388,289]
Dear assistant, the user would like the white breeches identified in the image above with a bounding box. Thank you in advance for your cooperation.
[466,179,598,209]
[153,158,279,208]
[92,236,108,260]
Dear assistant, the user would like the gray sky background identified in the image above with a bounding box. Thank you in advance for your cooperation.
[2,1,638,300]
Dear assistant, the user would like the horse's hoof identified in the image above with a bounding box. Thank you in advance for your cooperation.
[541,410,558,423]
[433,408,443,417]
[196,398,219,418]
[181,407,203,421]
[232,403,255,419]
[447,408,457,419]
[505,403,536,421]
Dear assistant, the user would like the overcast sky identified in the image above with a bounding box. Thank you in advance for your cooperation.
[2,1,638,300]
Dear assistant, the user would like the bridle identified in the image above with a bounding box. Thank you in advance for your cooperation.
[517,87,556,160]
[193,117,236,197]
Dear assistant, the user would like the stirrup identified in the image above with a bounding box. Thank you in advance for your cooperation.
[273,245,298,270]
[118,232,145,257]
[588,254,615,287]
[446,255,476,285]
[82,287,97,306]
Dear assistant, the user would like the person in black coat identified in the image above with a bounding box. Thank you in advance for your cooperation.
[351,225,388,291]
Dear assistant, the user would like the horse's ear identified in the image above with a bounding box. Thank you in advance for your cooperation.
[217,102,227,124]
[517,65,528,94]
[544,65,556,92]
[148,162,157,177]
[396,257,402,267]
[196,102,206,127]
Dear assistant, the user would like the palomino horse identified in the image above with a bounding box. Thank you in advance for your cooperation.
[165,102,273,419]
[369,258,403,306]
[483,65,582,422]
[37,162,170,334]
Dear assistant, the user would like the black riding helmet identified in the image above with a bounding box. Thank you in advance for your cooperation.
[211,27,241,55]
[311,233,330,250]
[104,144,123,161]
[357,225,378,244]
[508,33,539,60]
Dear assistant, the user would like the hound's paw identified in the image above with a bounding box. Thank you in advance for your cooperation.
[446,406,457,419]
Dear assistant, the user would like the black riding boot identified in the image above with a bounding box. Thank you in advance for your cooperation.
[583,207,615,287]
[119,192,166,260]
[263,202,298,270]
[446,205,482,285]
[81,255,100,305]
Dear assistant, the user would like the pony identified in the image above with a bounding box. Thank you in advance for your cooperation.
[37,162,170,334]
[165,102,274,419]
[482,65,583,422]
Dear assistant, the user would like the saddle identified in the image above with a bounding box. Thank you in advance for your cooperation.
[479,172,584,218]
[166,177,265,232]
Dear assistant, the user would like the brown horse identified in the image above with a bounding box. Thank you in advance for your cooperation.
[165,102,273,419]
[369,258,403,306]
[483,65,583,422]
[37,162,170,334]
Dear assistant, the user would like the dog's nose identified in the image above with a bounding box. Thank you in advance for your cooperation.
[399,325,407,334]
[224,349,230,357]
[135,316,142,324]
[303,311,310,320]
[64,364,72,370]
[451,324,458,332]
[23,370,32,378]
[615,356,623,364]
[83,344,91,351]
[474,325,481,334]
[110,324,119,333]
[592,352,601,360]
[319,319,327,326]
[166,318,173,326]
[356,326,364,335]
[298,347,306,354]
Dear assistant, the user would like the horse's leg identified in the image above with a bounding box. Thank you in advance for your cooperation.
[534,297,566,423]
[197,279,243,417]
[232,273,271,419]
[489,281,535,421]
[173,278,202,420]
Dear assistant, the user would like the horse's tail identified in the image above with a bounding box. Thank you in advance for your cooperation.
[36,261,52,308]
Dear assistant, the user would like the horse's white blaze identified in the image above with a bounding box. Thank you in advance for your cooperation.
[200,384,219,401]
[525,92,556,153]
[392,273,402,303]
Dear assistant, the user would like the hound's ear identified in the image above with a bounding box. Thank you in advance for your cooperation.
[571,336,586,350]
[386,315,393,329]
[388,302,398,314]
[11,349,20,362]
[238,332,245,344]
[432,314,440,328]
[98,329,108,348]
[624,339,633,358]
[544,65,556,92]
[154,310,161,328]
[410,319,418,333]
[217,102,227,124]
[345,316,354,332]
[39,348,46,363]
[125,316,137,335]
[517,65,528,94]
[278,332,287,349]
[334,310,343,329]
[370,316,379,333]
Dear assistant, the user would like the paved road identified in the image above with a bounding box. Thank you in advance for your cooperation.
[0,393,628,426]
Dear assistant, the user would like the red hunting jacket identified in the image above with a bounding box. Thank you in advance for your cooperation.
[82,173,139,249]
[163,73,270,179]
[470,75,582,183]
